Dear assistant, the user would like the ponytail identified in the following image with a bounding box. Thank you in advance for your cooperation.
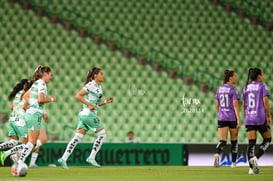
[245,67,262,88]
[245,68,253,89]
[8,79,28,101]
[84,67,101,85]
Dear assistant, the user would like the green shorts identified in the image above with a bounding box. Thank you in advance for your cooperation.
[8,117,28,138]
[40,119,46,129]
[77,112,103,132]
[25,112,42,131]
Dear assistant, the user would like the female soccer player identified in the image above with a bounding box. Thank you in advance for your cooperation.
[0,79,29,165]
[58,67,113,169]
[17,66,56,168]
[214,70,241,168]
[243,68,271,174]
[20,65,50,167]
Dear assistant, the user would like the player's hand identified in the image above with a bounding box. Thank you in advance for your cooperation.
[107,97,114,103]
[50,96,57,102]
[43,112,48,121]
[237,122,241,129]
[266,116,272,126]
[88,104,96,110]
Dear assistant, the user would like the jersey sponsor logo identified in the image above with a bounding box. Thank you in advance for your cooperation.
[247,110,257,115]
[246,84,259,92]
[220,108,230,112]
[218,87,230,93]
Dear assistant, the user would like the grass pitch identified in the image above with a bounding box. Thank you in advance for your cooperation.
[0,166,272,181]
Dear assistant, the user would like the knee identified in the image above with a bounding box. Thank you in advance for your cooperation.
[40,137,48,144]
[98,129,106,138]
[10,139,18,145]
[264,137,271,143]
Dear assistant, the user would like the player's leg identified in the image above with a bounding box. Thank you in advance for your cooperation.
[249,126,271,174]
[214,124,228,167]
[0,122,20,165]
[256,126,271,159]
[86,116,106,168]
[2,122,28,164]
[0,121,19,150]
[246,127,257,174]
[0,137,18,150]
[9,137,28,164]
[18,113,41,166]
[0,136,18,165]
[229,123,239,168]
[29,124,48,167]
[18,130,39,164]
[86,128,106,167]
[58,125,86,169]
[0,118,19,150]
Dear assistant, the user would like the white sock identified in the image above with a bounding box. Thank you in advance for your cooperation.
[89,129,106,159]
[35,139,42,149]
[19,142,34,163]
[5,144,24,157]
[30,152,39,166]
[62,133,83,161]
[0,139,18,149]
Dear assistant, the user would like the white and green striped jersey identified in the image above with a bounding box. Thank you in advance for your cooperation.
[81,80,103,115]
[27,79,47,114]
[9,90,23,118]
[13,90,25,119]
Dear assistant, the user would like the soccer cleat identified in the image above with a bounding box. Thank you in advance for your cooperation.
[231,162,237,168]
[58,158,68,169]
[10,154,19,163]
[29,163,39,168]
[248,168,254,175]
[0,151,7,165]
[249,156,260,174]
[213,154,219,167]
[86,158,101,168]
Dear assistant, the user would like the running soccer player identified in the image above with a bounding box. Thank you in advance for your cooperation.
[58,67,113,169]
[242,68,271,174]
[0,79,29,165]
[17,66,56,169]
[214,70,241,168]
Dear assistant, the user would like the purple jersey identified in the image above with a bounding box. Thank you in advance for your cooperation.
[215,84,240,121]
[242,81,269,125]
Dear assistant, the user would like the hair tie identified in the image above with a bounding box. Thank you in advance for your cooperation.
[34,65,42,73]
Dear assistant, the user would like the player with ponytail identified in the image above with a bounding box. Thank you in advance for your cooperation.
[243,68,271,174]
[58,67,114,168]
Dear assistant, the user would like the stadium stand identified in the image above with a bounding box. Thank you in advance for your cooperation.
[0,0,272,144]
